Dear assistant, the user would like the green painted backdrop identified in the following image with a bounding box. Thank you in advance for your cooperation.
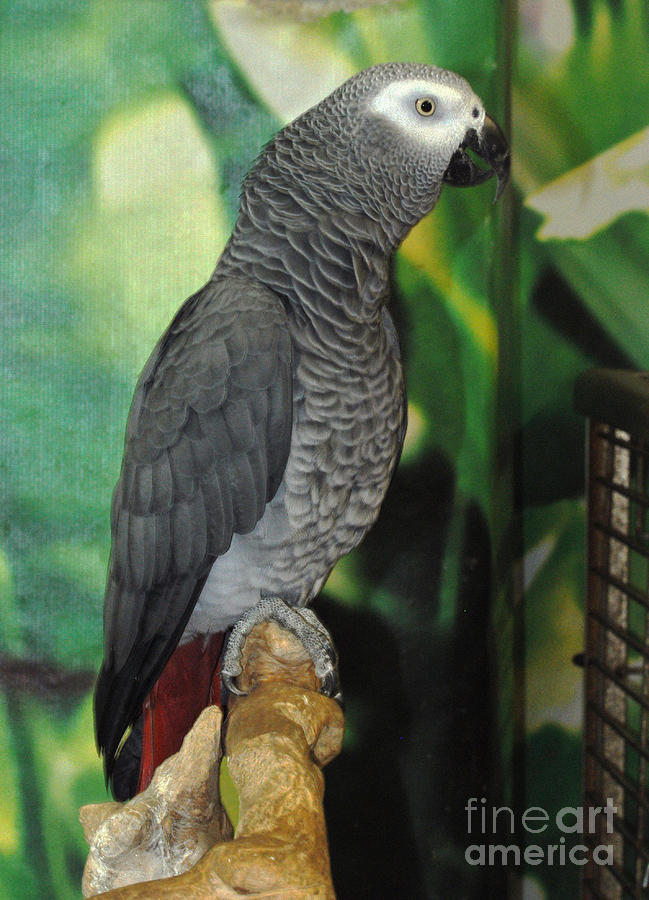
[1,1,647,898]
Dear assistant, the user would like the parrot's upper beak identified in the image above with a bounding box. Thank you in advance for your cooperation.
[443,114,510,202]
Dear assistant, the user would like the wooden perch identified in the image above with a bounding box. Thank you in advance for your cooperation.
[81,621,344,899]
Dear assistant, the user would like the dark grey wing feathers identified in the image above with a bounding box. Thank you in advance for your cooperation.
[95,277,293,778]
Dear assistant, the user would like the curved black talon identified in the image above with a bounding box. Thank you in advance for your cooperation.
[221,668,246,697]
[321,668,343,705]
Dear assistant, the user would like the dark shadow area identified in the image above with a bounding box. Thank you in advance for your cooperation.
[521,266,634,507]
[520,409,586,506]
[360,449,456,613]
[532,267,632,369]
[322,452,507,898]
[320,599,426,898]
[422,502,507,899]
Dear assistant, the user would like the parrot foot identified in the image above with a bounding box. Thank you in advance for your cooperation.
[221,598,341,703]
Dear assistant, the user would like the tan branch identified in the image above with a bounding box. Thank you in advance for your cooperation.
[81,621,344,899]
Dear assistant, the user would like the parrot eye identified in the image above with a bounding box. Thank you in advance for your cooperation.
[472,106,480,119]
[415,97,436,117]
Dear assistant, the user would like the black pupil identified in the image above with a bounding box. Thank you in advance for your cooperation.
[472,107,480,118]
[420,100,432,113]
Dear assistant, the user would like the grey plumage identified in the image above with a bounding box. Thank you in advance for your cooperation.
[95,62,509,786]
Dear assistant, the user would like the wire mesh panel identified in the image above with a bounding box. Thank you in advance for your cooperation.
[576,371,649,900]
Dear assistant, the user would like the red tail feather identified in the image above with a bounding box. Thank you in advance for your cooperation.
[137,632,225,794]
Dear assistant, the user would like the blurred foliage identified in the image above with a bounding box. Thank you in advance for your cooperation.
[516,2,649,898]
[1,0,647,897]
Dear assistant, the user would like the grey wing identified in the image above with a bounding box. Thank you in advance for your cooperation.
[94,276,293,776]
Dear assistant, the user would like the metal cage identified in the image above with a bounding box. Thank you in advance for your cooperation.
[576,369,649,899]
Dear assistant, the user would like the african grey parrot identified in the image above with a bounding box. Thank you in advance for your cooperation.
[95,61,509,799]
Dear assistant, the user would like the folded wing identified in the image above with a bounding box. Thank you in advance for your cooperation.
[94,276,293,781]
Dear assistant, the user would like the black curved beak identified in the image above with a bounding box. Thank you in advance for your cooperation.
[443,114,510,202]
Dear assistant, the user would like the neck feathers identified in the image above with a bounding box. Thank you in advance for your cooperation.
[218,146,400,330]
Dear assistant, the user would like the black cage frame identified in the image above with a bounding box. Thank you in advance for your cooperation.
[576,369,649,899]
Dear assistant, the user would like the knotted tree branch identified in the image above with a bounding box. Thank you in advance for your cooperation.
[81,622,344,899]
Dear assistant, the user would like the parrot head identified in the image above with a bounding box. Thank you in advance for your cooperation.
[275,62,510,235]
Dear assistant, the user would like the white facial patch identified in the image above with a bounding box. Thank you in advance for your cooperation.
[368,78,485,152]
